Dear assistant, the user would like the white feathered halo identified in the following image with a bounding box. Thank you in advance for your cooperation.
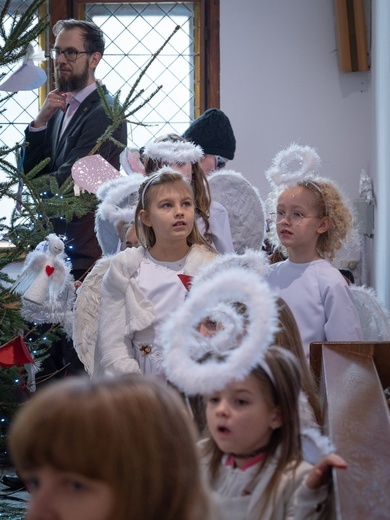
[265,142,321,188]
[143,140,204,164]
[96,173,144,224]
[161,265,279,395]
[193,248,270,284]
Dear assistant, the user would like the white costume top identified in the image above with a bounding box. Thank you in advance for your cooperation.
[200,443,329,520]
[198,200,235,254]
[267,259,363,357]
[92,245,217,378]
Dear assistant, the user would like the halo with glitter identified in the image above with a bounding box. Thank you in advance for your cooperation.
[161,267,279,395]
[72,155,122,195]
[143,140,204,164]
[265,143,321,188]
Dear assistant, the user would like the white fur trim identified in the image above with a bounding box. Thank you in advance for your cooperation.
[143,140,204,164]
[96,174,144,224]
[301,427,335,465]
[161,267,279,394]
[265,143,321,188]
[192,249,270,287]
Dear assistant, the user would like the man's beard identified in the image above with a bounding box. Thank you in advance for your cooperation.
[54,62,89,92]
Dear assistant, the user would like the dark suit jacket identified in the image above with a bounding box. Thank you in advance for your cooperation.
[24,85,127,273]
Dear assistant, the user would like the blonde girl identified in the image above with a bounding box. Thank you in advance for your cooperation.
[87,170,217,378]
[142,133,234,253]
[9,376,217,520]
[266,144,363,357]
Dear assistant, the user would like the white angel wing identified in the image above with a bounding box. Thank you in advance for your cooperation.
[208,169,266,254]
[350,284,390,341]
[72,256,113,376]
[48,256,71,303]
[11,251,47,296]
[95,174,144,255]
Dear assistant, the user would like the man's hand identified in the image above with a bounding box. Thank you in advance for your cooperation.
[33,89,67,128]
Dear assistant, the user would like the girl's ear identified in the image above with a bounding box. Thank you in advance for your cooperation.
[270,406,283,430]
[317,216,330,235]
[139,209,152,228]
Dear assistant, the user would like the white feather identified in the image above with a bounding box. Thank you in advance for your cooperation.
[349,284,390,340]
[208,169,266,253]
[143,140,204,164]
[161,267,279,395]
[265,143,321,188]
[193,249,270,286]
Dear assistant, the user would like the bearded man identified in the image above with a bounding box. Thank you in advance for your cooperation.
[24,19,127,277]
[23,20,127,380]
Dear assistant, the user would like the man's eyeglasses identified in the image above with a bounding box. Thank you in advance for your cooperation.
[50,49,89,62]
[270,210,321,225]
[215,155,226,169]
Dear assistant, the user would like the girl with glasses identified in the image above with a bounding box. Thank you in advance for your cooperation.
[265,144,363,358]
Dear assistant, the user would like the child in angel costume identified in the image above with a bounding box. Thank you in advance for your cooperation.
[183,108,266,254]
[142,134,235,254]
[265,143,363,358]
[73,169,217,378]
[161,260,347,520]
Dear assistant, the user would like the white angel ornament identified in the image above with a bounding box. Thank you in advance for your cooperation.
[12,234,70,306]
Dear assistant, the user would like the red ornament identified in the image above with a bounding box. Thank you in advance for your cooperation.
[0,336,35,368]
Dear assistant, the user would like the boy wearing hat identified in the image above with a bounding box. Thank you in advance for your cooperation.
[183,108,236,175]
[184,108,266,255]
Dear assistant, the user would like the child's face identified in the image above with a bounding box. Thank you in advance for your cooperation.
[124,224,139,249]
[140,183,195,245]
[171,162,193,181]
[21,466,113,520]
[206,374,281,463]
[276,185,328,260]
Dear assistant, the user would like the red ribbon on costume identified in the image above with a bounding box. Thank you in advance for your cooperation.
[177,274,193,291]
[0,336,35,368]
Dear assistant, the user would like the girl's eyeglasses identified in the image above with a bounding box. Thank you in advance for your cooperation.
[270,210,321,225]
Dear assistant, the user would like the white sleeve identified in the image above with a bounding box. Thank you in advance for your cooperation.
[293,481,329,520]
[95,262,141,377]
[321,273,363,342]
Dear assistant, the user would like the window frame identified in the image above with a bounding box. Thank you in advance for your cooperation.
[48,0,220,116]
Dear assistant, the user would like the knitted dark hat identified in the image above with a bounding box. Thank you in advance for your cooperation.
[183,108,236,160]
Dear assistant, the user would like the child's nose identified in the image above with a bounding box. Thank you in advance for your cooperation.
[26,491,55,520]
[215,399,229,416]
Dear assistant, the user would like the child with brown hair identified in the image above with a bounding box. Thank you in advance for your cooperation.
[8,375,218,520]
[74,169,217,378]
[161,264,346,520]
[142,133,234,253]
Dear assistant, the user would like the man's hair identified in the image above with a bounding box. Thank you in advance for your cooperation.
[53,19,105,55]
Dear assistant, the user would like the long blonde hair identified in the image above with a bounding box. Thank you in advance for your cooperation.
[142,133,212,240]
[9,376,213,520]
[134,169,211,250]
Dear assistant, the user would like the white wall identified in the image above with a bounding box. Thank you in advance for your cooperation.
[219,0,373,284]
